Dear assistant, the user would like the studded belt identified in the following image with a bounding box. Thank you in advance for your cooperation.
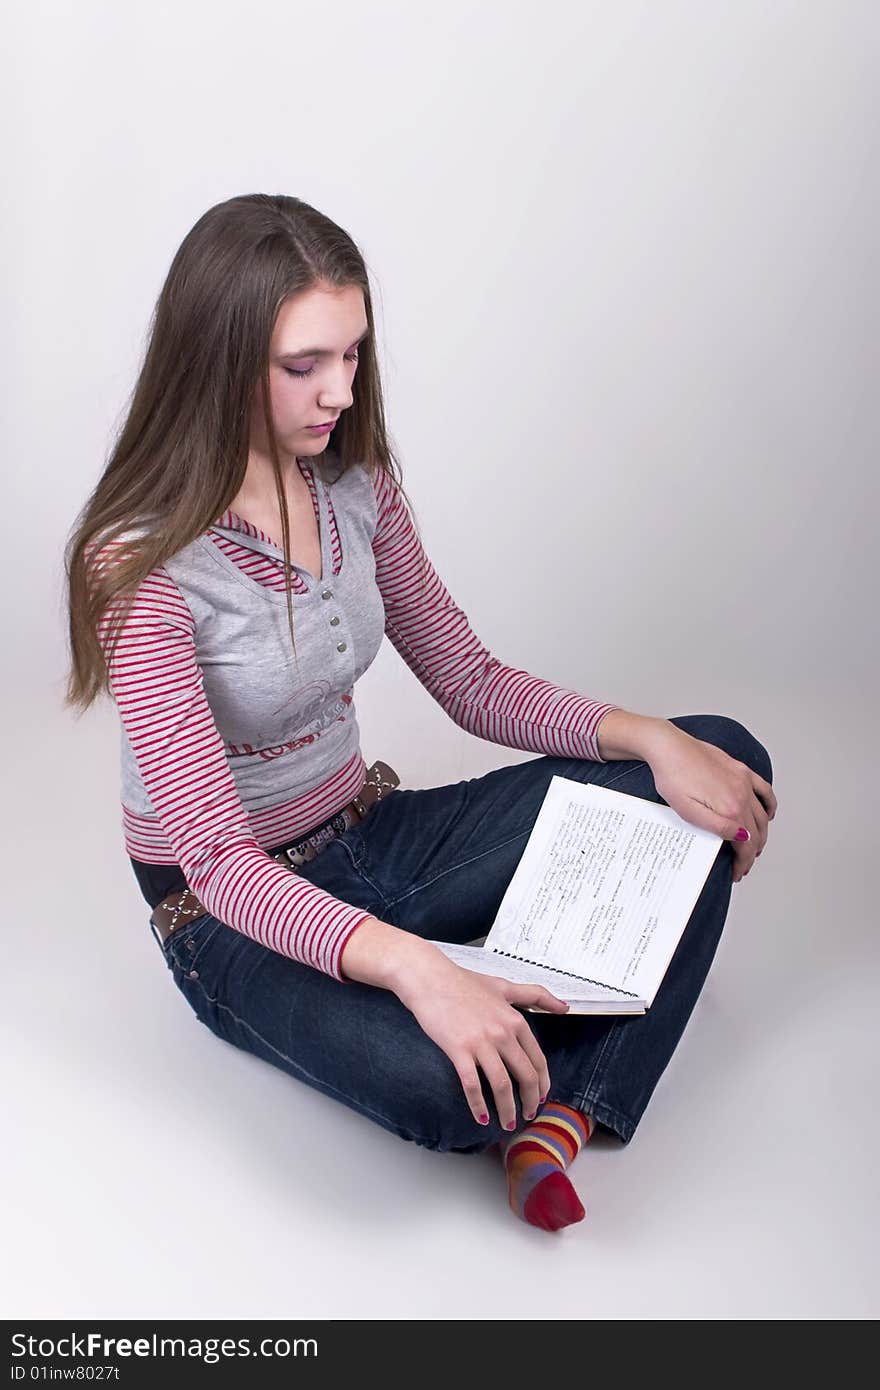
[149,759,400,949]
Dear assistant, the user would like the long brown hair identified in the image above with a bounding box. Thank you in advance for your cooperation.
[63,193,426,714]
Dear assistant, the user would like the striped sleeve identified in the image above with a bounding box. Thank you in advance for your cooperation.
[93,550,373,982]
[370,469,621,762]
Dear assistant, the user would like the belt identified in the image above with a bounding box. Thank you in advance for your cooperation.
[149,759,400,949]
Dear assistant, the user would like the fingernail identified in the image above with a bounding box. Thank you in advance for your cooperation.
[524,1111,536,1121]
[505,1121,516,1131]
[736,827,750,842]
[539,1094,548,1104]
[478,1113,489,1124]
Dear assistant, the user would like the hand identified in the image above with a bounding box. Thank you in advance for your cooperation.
[646,726,778,883]
[393,946,570,1129]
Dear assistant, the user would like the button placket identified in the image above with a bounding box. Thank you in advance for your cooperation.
[322,586,349,654]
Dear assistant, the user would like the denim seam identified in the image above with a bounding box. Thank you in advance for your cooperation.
[333,833,391,917]
[382,828,531,910]
[561,1090,635,1144]
[166,920,221,971]
[573,1017,624,1110]
[177,970,463,1150]
[578,761,645,789]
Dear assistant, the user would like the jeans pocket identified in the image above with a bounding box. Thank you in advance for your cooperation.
[165,914,222,977]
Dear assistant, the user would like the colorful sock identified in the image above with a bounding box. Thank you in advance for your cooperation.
[501,1101,595,1231]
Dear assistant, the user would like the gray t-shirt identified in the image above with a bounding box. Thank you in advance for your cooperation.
[120,452,386,819]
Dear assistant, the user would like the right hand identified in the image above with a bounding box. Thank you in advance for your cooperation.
[393,946,570,1130]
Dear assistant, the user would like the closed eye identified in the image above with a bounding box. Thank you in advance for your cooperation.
[283,351,360,379]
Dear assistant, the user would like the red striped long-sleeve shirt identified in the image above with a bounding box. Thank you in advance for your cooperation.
[96,461,620,981]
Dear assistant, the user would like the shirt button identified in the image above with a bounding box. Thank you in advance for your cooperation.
[321,588,333,600]
[330,616,340,626]
[336,641,347,652]
[187,969,200,980]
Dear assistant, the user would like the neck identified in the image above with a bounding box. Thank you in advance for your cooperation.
[235,449,310,511]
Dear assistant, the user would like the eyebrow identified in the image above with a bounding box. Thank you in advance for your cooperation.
[277,325,370,359]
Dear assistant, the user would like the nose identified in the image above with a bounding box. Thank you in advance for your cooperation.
[318,362,354,412]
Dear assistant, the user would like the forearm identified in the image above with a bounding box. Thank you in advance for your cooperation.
[595,708,680,762]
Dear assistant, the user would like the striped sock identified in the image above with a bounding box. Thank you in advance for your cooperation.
[501,1101,595,1231]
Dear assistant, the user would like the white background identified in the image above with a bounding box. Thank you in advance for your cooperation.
[4,0,877,1319]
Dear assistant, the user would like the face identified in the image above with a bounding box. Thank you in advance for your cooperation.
[249,282,368,462]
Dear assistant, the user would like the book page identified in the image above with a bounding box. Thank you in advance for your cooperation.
[483,775,722,1005]
[428,940,645,1012]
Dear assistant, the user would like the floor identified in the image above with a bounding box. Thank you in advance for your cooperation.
[5,690,876,1320]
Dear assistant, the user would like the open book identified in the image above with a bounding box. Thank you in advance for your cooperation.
[429,775,723,1015]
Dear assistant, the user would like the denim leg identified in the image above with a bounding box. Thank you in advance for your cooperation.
[157,713,772,1154]
[339,712,773,1146]
[157,846,520,1155]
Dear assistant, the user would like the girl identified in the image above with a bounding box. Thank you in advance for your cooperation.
[64,193,777,1233]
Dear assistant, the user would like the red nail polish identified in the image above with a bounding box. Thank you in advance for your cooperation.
[736,827,750,842]
[478,1113,489,1124]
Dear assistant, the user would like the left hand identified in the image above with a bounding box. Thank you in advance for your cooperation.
[646,726,778,884]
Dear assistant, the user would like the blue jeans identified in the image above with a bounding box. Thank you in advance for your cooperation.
[151,714,773,1152]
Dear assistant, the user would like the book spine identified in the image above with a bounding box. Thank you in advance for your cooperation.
[491,948,641,1000]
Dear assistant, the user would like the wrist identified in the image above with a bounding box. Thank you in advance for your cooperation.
[596,709,680,762]
[384,935,449,1006]
[339,915,443,996]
